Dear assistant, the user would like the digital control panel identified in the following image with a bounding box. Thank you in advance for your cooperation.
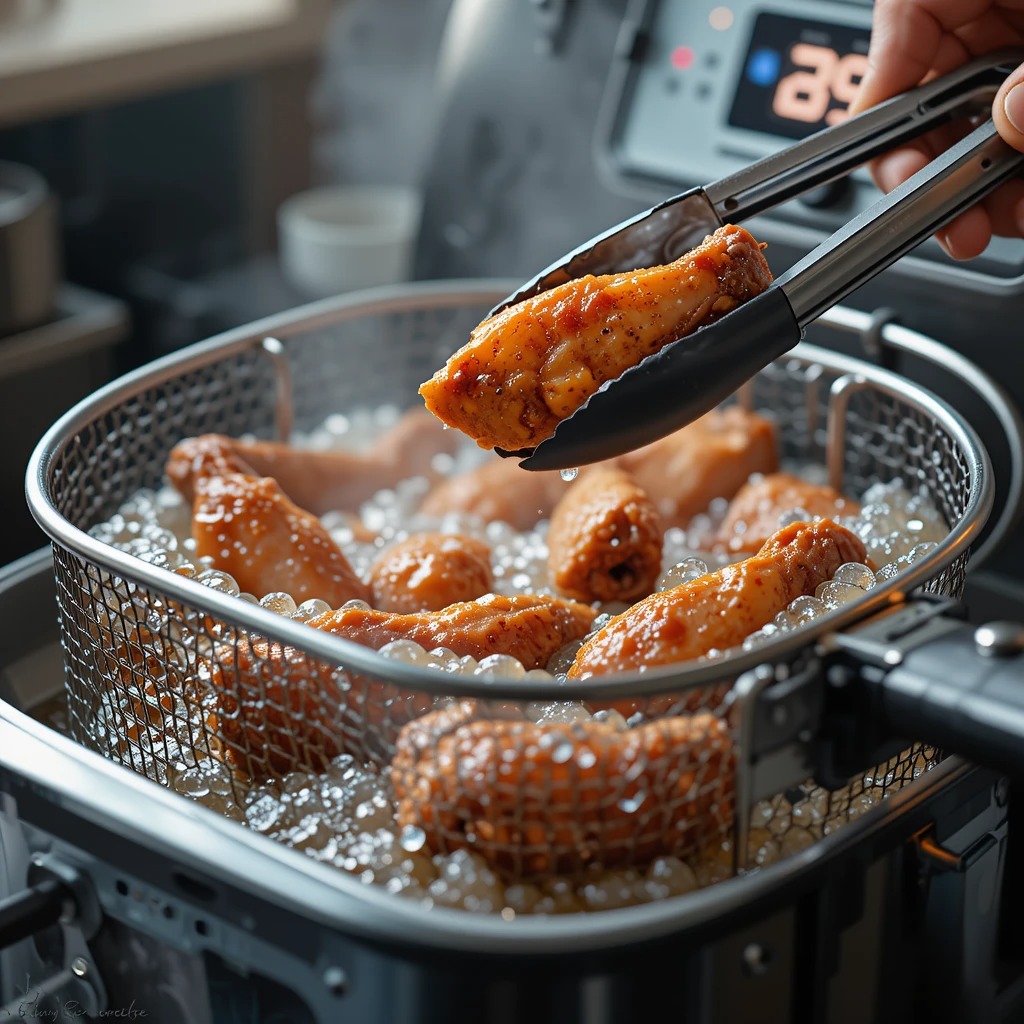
[602,0,1024,277]
[726,12,868,139]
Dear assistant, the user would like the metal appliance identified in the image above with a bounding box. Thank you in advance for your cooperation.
[0,284,1021,1023]
[1,0,1024,1021]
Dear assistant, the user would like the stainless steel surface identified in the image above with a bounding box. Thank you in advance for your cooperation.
[777,120,1024,326]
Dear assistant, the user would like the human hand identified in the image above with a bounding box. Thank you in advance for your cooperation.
[850,0,1024,259]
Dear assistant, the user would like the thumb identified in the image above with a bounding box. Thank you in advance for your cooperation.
[994,63,1024,154]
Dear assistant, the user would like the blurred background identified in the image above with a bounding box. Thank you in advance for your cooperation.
[2,0,1022,597]
[0,0,458,562]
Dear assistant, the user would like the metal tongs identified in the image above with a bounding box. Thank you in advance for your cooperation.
[501,50,1024,470]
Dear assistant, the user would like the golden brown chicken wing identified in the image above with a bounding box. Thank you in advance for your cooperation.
[166,434,257,501]
[369,533,494,613]
[391,700,735,876]
[419,225,773,452]
[212,593,597,777]
[192,472,370,606]
[713,472,861,555]
[212,635,433,777]
[306,593,596,670]
[418,455,571,531]
[618,406,778,529]
[547,466,663,603]
[168,409,460,515]
[571,519,866,679]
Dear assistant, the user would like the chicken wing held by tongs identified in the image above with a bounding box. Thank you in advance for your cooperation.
[499,50,1024,471]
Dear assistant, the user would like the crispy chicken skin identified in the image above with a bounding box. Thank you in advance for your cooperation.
[212,636,433,777]
[547,467,663,603]
[168,409,459,514]
[618,407,778,529]
[713,472,861,555]
[571,519,866,679]
[307,593,596,670]
[419,225,773,452]
[212,593,597,777]
[192,473,370,606]
[418,455,571,530]
[392,700,734,876]
[166,434,257,499]
[369,533,494,613]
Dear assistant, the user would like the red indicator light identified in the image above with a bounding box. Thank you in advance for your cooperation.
[671,45,695,70]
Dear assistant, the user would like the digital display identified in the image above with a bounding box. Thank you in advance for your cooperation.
[728,12,870,140]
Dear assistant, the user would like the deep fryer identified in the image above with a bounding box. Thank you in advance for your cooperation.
[0,281,1020,1021]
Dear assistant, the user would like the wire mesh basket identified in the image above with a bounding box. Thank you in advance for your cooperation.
[26,281,995,904]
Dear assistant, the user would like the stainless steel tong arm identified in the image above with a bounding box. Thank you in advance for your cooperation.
[705,47,1023,222]
[779,116,1024,327]
[514,54,1024,470]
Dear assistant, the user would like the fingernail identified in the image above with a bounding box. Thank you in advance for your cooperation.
[1004,82,1024,134]
[936,231,954,259]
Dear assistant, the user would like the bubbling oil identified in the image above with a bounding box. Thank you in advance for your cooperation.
[84,411,947,914]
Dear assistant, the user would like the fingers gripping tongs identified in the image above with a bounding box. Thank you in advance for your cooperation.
[504,50,1024,471]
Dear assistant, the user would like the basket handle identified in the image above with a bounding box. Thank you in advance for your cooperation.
[826,306,1024,569]
[829,599,1024,777]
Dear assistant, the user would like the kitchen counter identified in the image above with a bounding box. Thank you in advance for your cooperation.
[0,0,331,127]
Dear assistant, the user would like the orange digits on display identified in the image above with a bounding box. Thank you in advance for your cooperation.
[772,43,866,127]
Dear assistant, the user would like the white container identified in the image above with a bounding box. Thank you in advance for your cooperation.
[277,184,421,297]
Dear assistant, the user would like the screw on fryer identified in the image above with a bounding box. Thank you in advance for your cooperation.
[742,943,771,976]
[323,966,348,997]
[995,778,1010,808]
[974,621,1024,657]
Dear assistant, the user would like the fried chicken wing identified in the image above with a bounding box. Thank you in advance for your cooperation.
[212,636,433,777]
[392,700,735,876]
[571,519,866,678]
[713,472,861,555]
[192,472,370,606]
[166,434,257,501]
[618,407,778,529]
[418,455,571,530]
[547,466,663,603]
[419,225,773,452]
[169,409,460,514]
[211,593,597,777]
[369,533,494,613]
[307,593,596,669]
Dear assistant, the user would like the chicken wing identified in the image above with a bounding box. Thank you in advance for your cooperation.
[369,533,494,613]
[392,700,734,876]
[547,466,662,603]
[618,407,778,529]
[571,519,866,678]
[418,454,571,531]
[419,225,773,452]
[307,593,596,670]
[192,472,370,606]
[169,409,460,514]
[713,472,861,555]
[212,593,597,777]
